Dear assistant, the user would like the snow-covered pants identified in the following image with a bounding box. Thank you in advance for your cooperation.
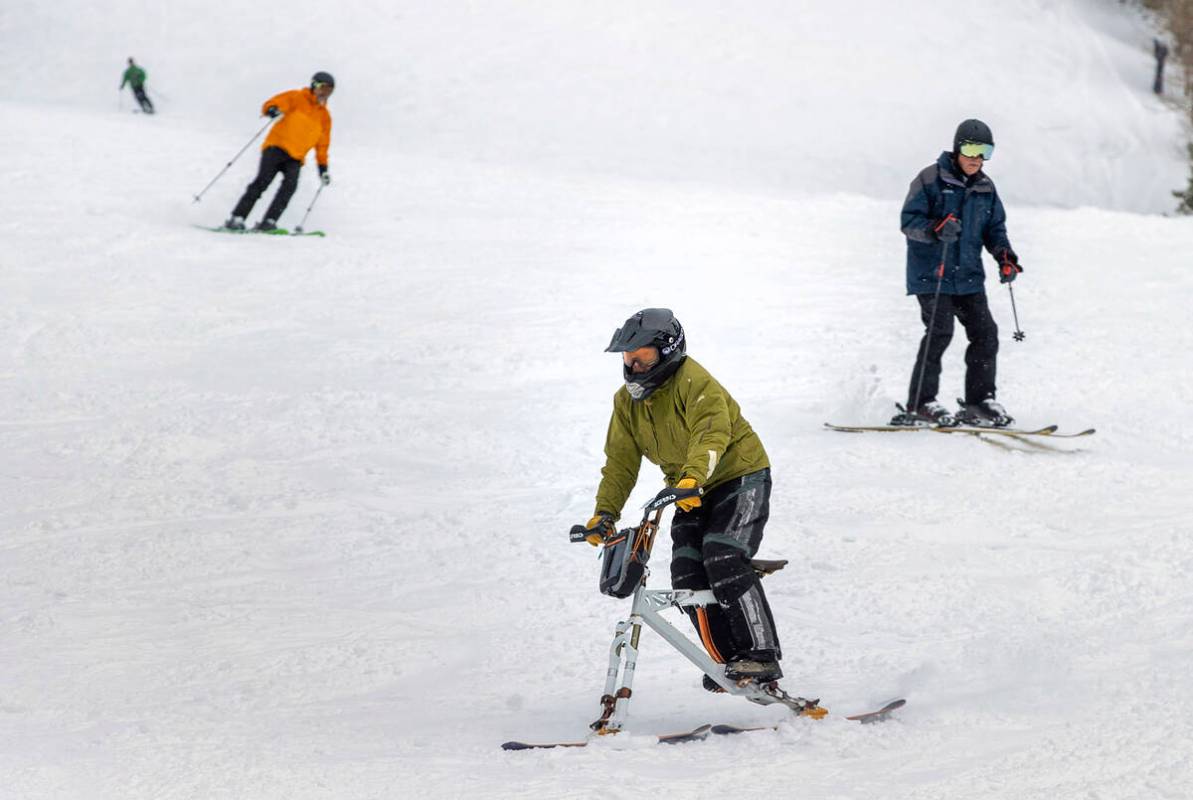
[908,290,999,407]
[231,146,301,223]
[670,469,782,664]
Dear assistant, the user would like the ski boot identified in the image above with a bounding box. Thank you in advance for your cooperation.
[725,654,783,684]
[223,215,246,231]
[890,400,957,427]
[956,397,1014,428]
[253,218,279,232]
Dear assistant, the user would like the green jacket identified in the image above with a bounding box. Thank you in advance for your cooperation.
[121,66,146,89]
[594,356,770,519]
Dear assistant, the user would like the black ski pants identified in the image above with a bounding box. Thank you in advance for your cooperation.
[132,85,154,114]
[670,469,782,664]
[907,291,999,407]
[231,146,301,223]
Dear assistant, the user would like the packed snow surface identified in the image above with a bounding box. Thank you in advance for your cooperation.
[2,1,1192,798]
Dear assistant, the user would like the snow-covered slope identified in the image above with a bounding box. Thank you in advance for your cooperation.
[2,0,1186,211]
[3,2,1192,799]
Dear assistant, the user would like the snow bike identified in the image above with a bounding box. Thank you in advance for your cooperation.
[501,489,904,750]
[576,487,895,733]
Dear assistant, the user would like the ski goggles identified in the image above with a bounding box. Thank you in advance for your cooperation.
[958,140,994,160]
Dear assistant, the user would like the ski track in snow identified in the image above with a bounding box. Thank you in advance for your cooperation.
[3,2,1193,799]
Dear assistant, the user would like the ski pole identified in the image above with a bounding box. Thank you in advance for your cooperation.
[910,229,952,413]
[293,183,324,233]
[191,118,273,204]
[1007,283,1026,341]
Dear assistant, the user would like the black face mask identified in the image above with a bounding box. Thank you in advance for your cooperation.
[623,354,685,400]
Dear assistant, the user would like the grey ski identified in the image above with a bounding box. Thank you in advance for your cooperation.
[501,723,712,751]
[710,698,907,736]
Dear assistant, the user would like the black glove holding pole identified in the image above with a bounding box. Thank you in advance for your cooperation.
[933,213,961,243]
[996,247,1023,284]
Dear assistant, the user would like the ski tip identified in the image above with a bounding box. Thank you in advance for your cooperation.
[844,698,906,722]
[710,723,767,736]
[659,723,712,744]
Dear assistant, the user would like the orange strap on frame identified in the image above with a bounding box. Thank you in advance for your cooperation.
[695,608,725,664]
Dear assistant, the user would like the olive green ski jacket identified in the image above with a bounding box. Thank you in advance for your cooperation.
[594,356,769,519]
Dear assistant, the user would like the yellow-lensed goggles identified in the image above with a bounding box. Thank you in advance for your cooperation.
[958,140,994,160]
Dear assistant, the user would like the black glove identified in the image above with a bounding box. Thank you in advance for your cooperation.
[996,248,1023,283]
[318,164,330,186]
[933,214,962,243]
[265,105,280,118]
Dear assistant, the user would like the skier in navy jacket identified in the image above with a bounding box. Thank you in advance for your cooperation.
[893,118,1023,428]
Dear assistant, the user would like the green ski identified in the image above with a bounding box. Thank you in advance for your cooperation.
[193,224,325,237]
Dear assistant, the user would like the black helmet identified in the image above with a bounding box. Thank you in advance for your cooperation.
[311,71,336,89]
[954,118,993,151]
[606,308,687,400]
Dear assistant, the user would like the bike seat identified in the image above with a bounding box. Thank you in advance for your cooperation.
[750,558,788,577]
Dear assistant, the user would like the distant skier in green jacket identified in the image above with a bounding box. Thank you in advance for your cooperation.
[577,308,785,689]
[120,58,154,114]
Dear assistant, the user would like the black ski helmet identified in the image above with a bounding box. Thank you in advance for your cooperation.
[954,118,993,152]
[311,71,336,89]
[605,308,687,400]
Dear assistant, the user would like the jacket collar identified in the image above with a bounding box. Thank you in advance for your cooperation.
[936,151,992,192]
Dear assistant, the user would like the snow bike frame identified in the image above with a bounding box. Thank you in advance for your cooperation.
[578,489,800,734]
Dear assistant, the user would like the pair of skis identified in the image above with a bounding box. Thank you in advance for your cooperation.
[829,399,1095,440]
[501,699,905,751]
[194,224,325,237]
[824,422,1095,439]
[825,422,1092,441]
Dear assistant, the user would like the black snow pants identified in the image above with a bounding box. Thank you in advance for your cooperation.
[132,85,154,114]
[907,291,999,407]
[670,469,782,664]
[231,146,302,223]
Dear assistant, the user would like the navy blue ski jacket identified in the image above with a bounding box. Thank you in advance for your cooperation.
[900,152,1013,295]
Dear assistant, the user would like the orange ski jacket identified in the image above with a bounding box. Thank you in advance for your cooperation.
[260,88,332,166]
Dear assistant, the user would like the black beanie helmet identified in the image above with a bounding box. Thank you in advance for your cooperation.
[954,118,994,153]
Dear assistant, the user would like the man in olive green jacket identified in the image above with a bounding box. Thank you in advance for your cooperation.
[577,308,784,685]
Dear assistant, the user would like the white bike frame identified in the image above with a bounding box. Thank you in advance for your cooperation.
[591,564,786,733]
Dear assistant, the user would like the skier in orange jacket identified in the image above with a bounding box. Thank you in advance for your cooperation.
[224,72,334,231]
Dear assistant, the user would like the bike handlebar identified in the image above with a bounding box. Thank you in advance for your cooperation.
[567,486,704,544]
